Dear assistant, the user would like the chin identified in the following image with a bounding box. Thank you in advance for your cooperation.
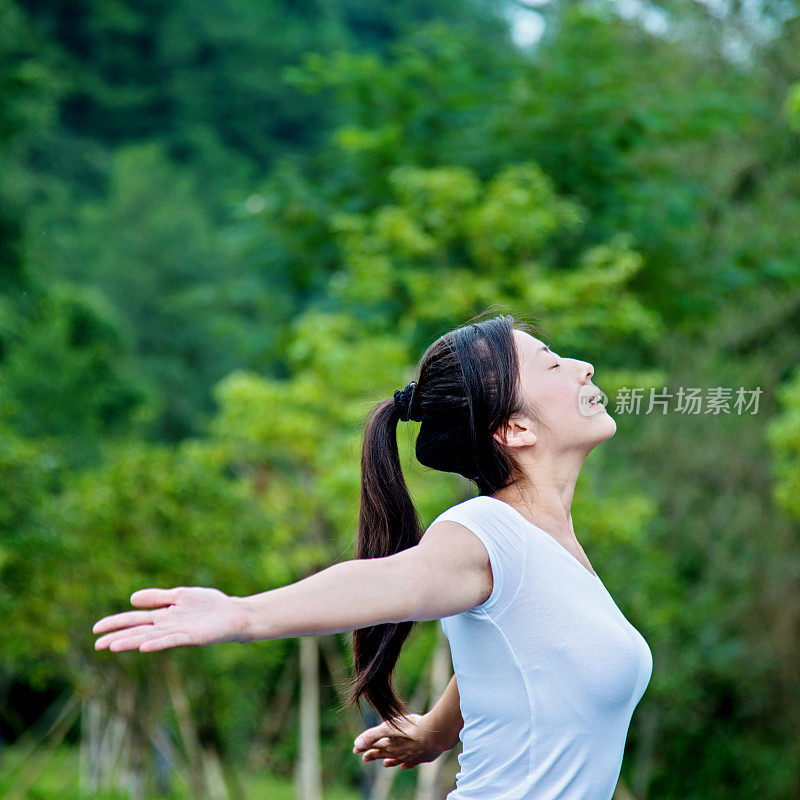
[587,408,617,445]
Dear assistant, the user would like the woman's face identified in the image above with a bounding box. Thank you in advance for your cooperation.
[511,329,616,452]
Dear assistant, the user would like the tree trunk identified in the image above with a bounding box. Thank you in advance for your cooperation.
[115,673,142,800]
[247,645,298,771]
[200,744,233,800]
[78,696,99,796]
[630,702,658,800]
[296,635,322,800]
[613,776,639,800]
[318,634,368,740]
[416,624,453,800]
[165,660,214,800]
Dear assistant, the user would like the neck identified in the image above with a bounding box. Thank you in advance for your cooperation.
[491,450,586,542]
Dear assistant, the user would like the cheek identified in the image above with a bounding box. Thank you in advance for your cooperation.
[526,374,579,424]
[535,382,576,423]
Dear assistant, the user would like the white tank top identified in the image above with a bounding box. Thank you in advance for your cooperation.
[431,494,653,800]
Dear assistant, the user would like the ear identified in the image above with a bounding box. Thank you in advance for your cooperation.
[492,416,537,450]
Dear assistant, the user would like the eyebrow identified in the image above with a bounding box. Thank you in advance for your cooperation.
[538,345,552,355]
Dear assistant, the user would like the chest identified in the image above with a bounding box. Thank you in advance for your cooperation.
[516,564,651,713]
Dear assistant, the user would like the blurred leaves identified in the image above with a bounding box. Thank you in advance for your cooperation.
[766,364,800,519]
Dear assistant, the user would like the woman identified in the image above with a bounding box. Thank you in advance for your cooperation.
[93,314,652,799]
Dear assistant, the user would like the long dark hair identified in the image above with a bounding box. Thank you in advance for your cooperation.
[346,311,545,728]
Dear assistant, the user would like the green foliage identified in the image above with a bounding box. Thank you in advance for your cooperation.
[283,21,522,197]
[0,281,145,463]
[34,143,272,440]
[766,364,800,518]
[289,7,799,330]
[0,429,66,685]
[0,0,62,291]
[0,0,59,144]
[786,82,800,130]
[328,160,661,351]
[0,742,366,799]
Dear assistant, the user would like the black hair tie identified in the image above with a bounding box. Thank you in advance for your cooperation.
[393,381,417,422]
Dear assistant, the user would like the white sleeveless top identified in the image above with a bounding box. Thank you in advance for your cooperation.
[430,494,653,800]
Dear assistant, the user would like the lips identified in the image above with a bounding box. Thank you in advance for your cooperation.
[579,386,607,412]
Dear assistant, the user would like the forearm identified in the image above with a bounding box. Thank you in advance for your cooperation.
[424,674,463,750]
[234,559,414,643]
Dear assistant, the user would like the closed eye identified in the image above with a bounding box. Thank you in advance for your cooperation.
[550,363,560,369]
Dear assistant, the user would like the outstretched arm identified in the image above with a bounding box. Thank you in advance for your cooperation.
[93,520,494,653]
[235,556,425,642]
[353,674,463,768]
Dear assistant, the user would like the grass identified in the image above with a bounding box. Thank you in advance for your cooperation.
[0,743,379,800]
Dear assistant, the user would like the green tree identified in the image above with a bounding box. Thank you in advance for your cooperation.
[286,7,800,332]
[35,143,272,441]
[0,0,61,293]
[0,281,145,467]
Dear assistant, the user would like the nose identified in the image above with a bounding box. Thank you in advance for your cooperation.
[582,361,594,382]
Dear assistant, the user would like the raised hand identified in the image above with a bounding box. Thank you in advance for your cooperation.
[92,587,249,653]
[353,712,451,770]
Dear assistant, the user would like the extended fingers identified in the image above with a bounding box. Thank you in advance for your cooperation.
[362,751,399,766]
[98,631,193,653]
[107,633,154,652]
[130,588,181,608]
[93,612,154,636]
[139,633,194,651]
[92,588,179,636]
[95,623,154,650]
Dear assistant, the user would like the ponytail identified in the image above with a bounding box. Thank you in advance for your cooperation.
[346,395,421,729]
